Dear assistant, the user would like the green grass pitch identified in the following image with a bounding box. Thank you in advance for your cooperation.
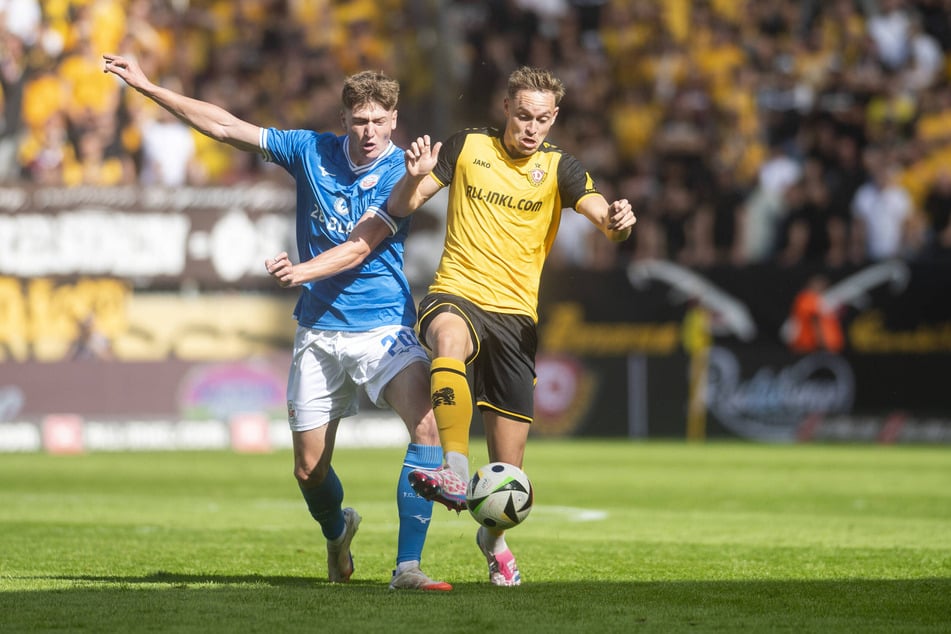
[1,440,949,633]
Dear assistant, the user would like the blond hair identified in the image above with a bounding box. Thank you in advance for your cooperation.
[506,67,566,104]
[342,70,400,111]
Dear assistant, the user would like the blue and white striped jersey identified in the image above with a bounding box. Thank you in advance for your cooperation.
[261,128,414,331]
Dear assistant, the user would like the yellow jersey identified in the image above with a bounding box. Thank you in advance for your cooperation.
[428,128,600,321]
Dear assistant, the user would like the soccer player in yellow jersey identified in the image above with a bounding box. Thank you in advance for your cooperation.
[388,66,636,586]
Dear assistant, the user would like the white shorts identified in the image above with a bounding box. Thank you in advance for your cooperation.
[286,324,429,432]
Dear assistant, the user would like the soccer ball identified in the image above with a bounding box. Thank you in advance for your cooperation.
[466,462,534,530]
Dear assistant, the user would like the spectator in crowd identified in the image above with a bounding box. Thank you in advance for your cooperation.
[739,142,802,264]
[867,0,913,72]
[776,156,841,267]
[903,10,943,92]
[822,132,866,266]
[851,145,917,260]
[785,273,845,354]
[0,11,30,181]
[136,86,198,186]
[922,166,951,255]
[61,122,131,186]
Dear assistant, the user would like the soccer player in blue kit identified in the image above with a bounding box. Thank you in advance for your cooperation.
[103,53,465,591]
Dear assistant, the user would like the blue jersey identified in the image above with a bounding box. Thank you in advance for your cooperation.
[261,128,415,331]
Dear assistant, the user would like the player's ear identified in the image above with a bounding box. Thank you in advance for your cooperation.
[391,109,398,130]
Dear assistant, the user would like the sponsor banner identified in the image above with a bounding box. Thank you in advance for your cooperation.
[0,421,40,452]
[41,414,85,454]
[84,419,232,451]
[702,347,855,442]
[0,287,298,362]
[0,184,296,289]
[540,258,951,353]
[230,413,272,453]
[3,251,951,447]
[534,260,951,443]
[798,413,951,443]
[0,345,409,452]
[0,357,290,419]
[528,346,951,444]
[0,415,406,453]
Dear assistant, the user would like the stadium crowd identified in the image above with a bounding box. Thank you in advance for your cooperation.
[3,0,951,270]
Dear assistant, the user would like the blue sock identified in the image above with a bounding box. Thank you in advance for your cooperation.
[299,466,345,540]
[396,443,442,565]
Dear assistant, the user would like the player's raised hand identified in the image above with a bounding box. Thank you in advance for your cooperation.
[103,54,155,92]
[404,135,441,177]
[607,198,636,232]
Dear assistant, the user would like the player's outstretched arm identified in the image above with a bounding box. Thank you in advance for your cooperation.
[577,195,636,243]
[103,54,261,153]
[388,135,442,218]
[264,214,394,287]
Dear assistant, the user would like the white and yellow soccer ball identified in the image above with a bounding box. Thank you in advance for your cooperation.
[466,462,534,530]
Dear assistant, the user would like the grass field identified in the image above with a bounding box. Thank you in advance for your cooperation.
[1,440,949,633]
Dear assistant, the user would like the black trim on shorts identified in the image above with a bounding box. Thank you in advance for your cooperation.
[417,294,481,363]
[477,400,533,424]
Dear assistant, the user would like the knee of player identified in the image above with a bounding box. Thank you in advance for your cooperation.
[428,316,472,357]
[294,461,330,488]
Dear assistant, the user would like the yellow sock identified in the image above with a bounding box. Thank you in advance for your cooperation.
[430,357,472,457]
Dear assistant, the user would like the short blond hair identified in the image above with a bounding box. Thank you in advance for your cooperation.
[506,67,566,105]
[342,70,400,111]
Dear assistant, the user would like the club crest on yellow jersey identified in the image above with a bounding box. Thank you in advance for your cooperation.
[528,166,547,186]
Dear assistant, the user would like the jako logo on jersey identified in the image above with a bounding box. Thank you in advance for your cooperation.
[432,387,456,407]
[529,166,547,186]
[360,174,379,189]
[473,158,491,168]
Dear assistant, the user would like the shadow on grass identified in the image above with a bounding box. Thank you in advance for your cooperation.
[2,576,949,633]
[48,570,328,588]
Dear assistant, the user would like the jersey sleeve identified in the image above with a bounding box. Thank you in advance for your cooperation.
[431,130,468,187]
[370,158,409,235]
[556,152,600,210]
[260,128,319,171]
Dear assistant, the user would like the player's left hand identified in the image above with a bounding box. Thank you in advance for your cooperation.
[608,199,636,232]
[404,135,441,177]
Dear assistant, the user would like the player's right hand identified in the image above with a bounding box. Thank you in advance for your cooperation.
[404,135,441,177]
[102,54,150,91]
[265,252,297,287]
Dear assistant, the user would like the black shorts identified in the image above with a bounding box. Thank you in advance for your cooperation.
[417,292,537,423]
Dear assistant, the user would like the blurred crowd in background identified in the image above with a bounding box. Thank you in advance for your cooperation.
[3,0,951,272]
